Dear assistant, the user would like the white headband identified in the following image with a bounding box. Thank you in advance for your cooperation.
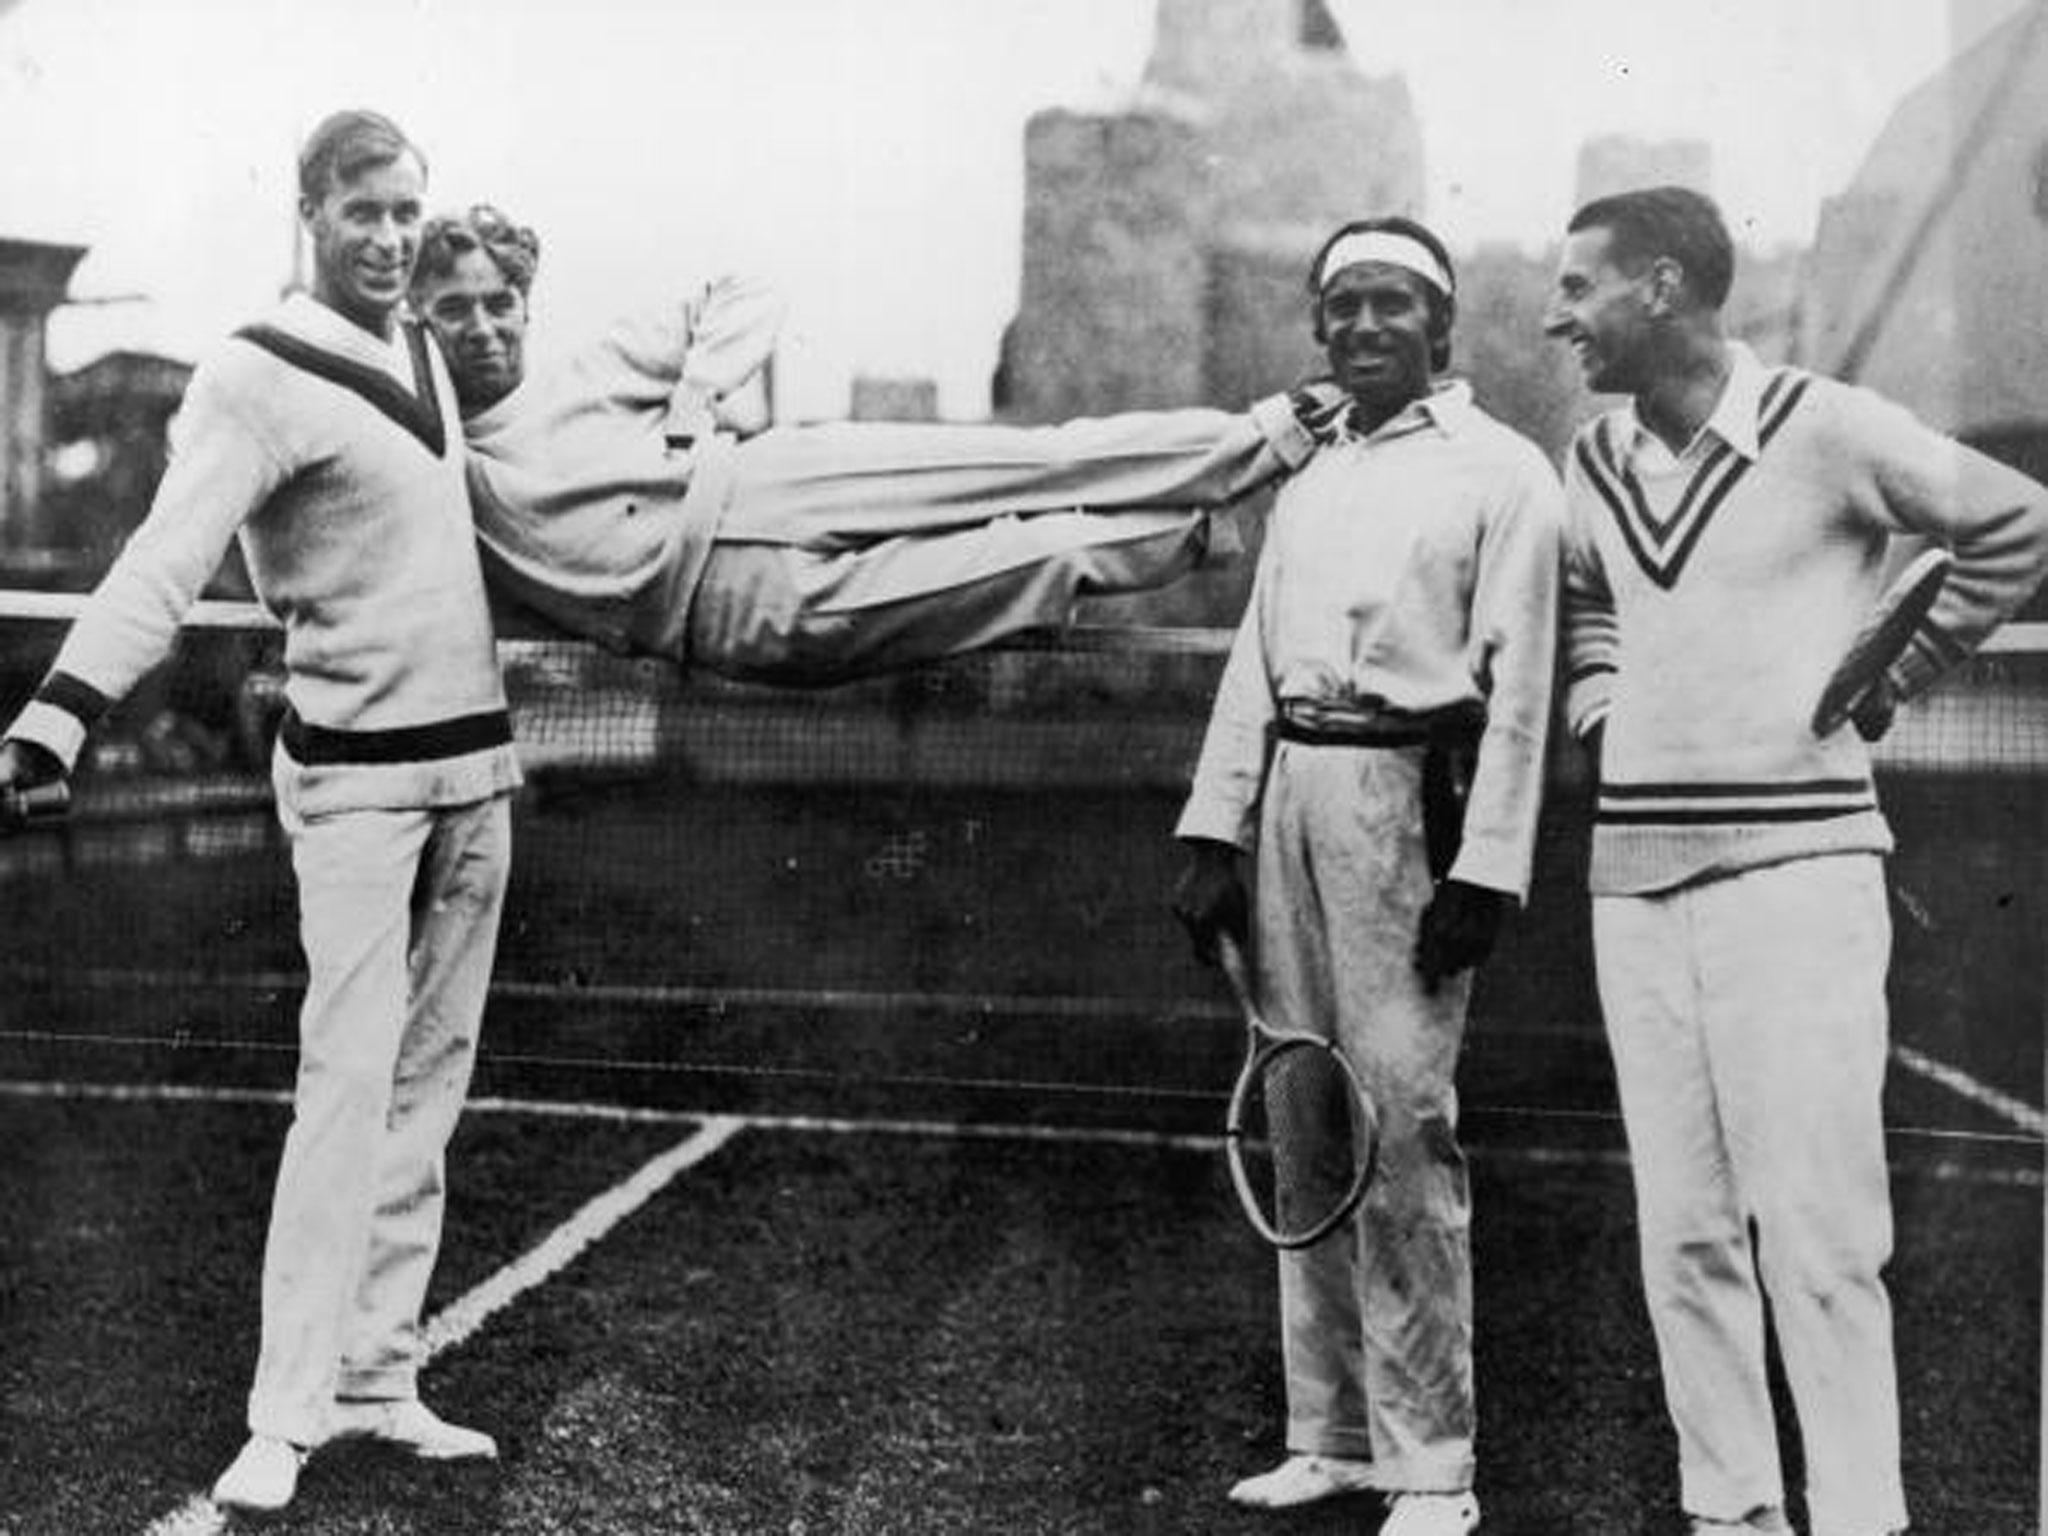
[1315,230,1454,297]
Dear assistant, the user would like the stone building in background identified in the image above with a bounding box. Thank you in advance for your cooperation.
[1801,1,2048,457]
[0,236,86,573]
[42,349,195,578]
[849,374,940,423]
[1574,135,1715,207]
[994,0,1423,625]
[996,0,1423,425]
[1799,0,2048,617]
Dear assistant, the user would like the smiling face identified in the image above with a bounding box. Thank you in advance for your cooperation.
[300,150,426,339]
[1543,225,1655,395]
[413,247,530,414]
[1313,260,1439,426]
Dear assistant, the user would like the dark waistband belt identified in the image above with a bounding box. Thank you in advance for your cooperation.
[281,706,513,766]
[1273,708,1484,751]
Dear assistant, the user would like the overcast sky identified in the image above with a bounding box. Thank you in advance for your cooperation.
[0,0,1988,417]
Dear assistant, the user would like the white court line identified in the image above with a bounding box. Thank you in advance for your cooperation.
[140,1112,744,1536]
[422,1115,745,1355]
[1892,1043,2048,1139]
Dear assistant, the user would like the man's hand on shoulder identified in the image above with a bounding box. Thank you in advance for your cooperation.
[1288,378,1351,448]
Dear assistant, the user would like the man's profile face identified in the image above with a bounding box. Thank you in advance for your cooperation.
[1314,261,1439,424]
[1544,226,1653,395]
[300,152,426,339]
[414,248,530,414]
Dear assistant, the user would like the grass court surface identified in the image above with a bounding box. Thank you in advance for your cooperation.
[0,1090,2036,1535]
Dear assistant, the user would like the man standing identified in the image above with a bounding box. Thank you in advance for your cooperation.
[1173,216,1562,1536]
[1543,185,2048,1536]
[407,205,1332,684]
[0,111,518,1512]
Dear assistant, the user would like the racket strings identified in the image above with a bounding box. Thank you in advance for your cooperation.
[1235,1040,1374,1243]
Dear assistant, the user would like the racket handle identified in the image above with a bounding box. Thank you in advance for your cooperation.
[0,779,72,831]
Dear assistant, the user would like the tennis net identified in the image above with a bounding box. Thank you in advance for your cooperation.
[0,593,2040,1132]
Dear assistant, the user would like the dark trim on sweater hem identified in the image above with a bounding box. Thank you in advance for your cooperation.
[280,707,512,766]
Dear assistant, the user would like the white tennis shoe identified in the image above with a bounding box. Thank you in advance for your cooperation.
[326,1397,498,1460]
[1381,1489,1481,1536]
[1687,1508,1793,1534]
[1226,1452,1377,1508]
[210,1433,308,1512]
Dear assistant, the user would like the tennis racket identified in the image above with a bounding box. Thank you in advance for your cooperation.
[1810,547,1953,737]
[0,778,71,834]
[1215,933,1379,1250]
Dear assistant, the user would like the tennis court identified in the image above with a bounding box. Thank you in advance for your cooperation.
[0,614,2039,1534]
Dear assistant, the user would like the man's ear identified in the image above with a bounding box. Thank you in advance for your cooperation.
[1427,294,1455,371]
[1646,256,1684,317]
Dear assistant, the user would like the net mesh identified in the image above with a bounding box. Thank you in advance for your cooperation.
[1229,1039,1375,1245]
[0,602,2041,1131]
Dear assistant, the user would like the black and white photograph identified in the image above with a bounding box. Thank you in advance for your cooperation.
[0,2,2039,1532]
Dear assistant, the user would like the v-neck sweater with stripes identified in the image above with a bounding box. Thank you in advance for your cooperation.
[8,293,521,815]
[1562,344,2048,895]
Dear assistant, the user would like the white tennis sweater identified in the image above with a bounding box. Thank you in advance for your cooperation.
[1563,343,2048,894]
[8,293,520,815]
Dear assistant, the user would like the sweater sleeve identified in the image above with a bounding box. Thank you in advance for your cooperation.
[1561,433,1621,741]
[1175,551,1278,850]
[6,367,284,767]
[1845,387,2048,698]
[598,273,785,441]
[1449,448,1563,901]
[669,273,785,441]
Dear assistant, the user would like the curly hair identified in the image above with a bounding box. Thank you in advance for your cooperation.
[412,204,542,297]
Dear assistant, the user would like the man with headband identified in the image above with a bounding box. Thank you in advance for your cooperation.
[408,206,1339,686]
[1173,216,1562,1536]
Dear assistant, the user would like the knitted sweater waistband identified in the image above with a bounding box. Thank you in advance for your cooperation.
[1589,807,1893,894]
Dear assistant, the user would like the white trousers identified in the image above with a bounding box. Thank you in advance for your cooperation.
[246,790,512,1445]
[1594,853,1905,1536]
[1253,742,1477,1492]
[679,408,1287,683]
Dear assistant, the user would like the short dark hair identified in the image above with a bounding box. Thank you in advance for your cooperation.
[1306,215,1458,371]
[413,205,542,298]
[1566,185,1734,309]
[297,109,423,202]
